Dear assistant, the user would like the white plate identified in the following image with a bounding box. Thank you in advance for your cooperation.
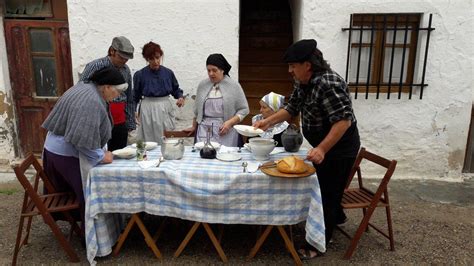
[233,125,264,137]
[131,141,158,150]
[216,153,242,162]
[112,148,136,159]
[194,141,221,150]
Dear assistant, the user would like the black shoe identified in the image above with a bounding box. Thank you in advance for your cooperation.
[336,217,348,225]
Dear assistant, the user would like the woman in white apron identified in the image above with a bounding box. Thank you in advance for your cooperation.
[133,41,185,144]
[185,54,249,147]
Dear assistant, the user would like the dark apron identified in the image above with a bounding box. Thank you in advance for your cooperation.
[302,120,360,159]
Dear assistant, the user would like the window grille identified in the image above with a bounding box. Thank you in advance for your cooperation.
[342,13,434,99]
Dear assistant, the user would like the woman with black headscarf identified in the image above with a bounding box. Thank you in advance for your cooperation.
[41,66,128,235]
[185,54,249,146]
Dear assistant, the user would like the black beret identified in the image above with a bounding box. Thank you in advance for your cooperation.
[206,53,232,76]
[283,39,317,63]
[89,66,126,85]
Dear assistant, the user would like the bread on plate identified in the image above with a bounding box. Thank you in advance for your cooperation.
[276,155,307,174]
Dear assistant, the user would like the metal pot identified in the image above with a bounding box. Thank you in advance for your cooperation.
[161,137,184,160]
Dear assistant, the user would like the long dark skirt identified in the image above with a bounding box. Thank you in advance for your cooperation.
[43,149,85,235]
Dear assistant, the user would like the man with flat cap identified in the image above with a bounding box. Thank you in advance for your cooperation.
[80,36,136,151]
[253,39,360,259]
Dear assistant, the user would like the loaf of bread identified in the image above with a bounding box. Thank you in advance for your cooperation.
[276,155,307,174]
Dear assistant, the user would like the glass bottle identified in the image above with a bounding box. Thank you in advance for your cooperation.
[200,125,216,159]
[136,139,147,161]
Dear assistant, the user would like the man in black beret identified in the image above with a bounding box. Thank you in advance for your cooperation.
[254,39,360,259]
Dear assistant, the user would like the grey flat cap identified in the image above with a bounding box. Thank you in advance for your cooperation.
[111,36,134,59]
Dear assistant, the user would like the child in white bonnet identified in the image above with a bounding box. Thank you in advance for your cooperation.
[251,92,289,146]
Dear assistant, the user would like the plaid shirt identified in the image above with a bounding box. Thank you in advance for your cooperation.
[285,70,356,132]
[80,56,136,130]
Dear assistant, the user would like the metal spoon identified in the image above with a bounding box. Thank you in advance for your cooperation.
[241,162,248,173]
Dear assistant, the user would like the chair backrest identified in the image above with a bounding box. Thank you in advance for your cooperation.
[164,130,196,146]
[13,153,57,212]
[164,130,195,138]
[346,147,397,202]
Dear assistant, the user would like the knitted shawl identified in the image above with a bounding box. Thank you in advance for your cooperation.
[194,76,249,123]
[42,82,112,149]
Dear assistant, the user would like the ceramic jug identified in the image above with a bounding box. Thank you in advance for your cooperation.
[281,124,303,152]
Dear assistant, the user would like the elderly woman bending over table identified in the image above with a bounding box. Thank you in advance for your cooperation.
[185,54,249,146]
[41,67,128,235]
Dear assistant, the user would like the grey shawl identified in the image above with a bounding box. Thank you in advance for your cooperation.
[42,82,112,149]
[194,76,249,122]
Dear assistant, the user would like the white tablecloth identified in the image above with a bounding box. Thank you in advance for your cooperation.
[85,146,326,264]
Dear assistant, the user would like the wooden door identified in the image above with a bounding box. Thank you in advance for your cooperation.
[4,20,73,155]
[239,0,294,125]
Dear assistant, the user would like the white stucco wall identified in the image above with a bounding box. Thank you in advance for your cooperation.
[0,0,463,179]
[67,0,239,96]
[0,11,16,165]
[299,0,473,180]
[67,0,240,125]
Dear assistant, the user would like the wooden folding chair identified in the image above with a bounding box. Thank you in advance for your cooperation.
[338,147,397,259]
[12,153,82,265]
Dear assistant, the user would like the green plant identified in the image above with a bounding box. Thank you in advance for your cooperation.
[0,188,18,195]
[136,139,145,150]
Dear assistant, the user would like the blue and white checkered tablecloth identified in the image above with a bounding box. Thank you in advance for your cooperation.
[85,146,325,264]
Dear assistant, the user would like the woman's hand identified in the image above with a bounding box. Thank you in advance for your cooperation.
[183,126,196,136]
[306,147,326,165]
[101,151,114,164]
[176,97,185,107]
[219,120,233,136]
[253,119,271,131]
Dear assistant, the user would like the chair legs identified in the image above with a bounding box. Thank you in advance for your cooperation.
[12,216,26,266]
[43,214,80,262]
[386,206,395,251]
[23,216,33,245]
[344,206,377,259]
[343,206,395,259]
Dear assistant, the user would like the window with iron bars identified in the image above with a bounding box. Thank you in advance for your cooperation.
[343,13,434,99]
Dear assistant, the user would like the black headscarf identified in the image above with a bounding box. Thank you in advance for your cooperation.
[90,66,126,85]
[206,54,232,76]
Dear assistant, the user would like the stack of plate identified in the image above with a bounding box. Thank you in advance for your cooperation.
[233,125,264,137]
[112,147,137,159]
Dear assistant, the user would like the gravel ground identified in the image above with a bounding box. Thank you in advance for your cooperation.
[1,179,473,265]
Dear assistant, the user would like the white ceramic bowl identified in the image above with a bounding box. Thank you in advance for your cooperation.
[248,138,277,160]
[112,147,137,159]
[194,141,221,150]
[233,125,264,137]
[132,141,158,150]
